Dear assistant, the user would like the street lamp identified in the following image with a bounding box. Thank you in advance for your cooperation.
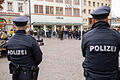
[28,0,31,28]
[24,0,31,28]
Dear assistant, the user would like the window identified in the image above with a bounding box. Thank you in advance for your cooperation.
[88,1,91,6]
[18,3,23,12]
[39,5,43,14]
[34,5,43,14]
[60,0,63,3]
[34,5,38,13]
[56,7,59,15]
[89,18,92,25]
[93,2,95,7]
[56,0,63,3]
[65,0,71,4]
[7,2,13,11]
[65,8,72,16]
[74,0,79,5]
[83,9,86,14]
[56,0,59,2]
[101,3,103,6]
[89,18,95,25]
[60,8,63,15]
[46,6,49,14]
[88,9,91,14]
[56,7,63,15]
[73,8,80,16]
[76,9,79,16]
[50,6,54,14]
[84,0,86,5]
[97,2,99,7]
[45,0,53,2]
[46,6,54,15]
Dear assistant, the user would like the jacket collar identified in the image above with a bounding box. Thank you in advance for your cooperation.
[15,30,26,34]
[92,21,110,29]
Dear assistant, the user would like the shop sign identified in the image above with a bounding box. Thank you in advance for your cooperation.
[56,17,64,19]
[0,12,20,15]
[65,4,79,8]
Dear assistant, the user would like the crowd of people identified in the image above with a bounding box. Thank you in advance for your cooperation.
[34,29,86,40]
[0,28,88,41]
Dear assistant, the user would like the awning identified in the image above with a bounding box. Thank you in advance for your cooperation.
[111,22,120,27]
[32,22,83,26]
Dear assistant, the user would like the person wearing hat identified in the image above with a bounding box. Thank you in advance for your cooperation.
[5,16,43,80]
[81,6,120,80]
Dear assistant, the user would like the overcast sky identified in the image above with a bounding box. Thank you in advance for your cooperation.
[112,0,120,17]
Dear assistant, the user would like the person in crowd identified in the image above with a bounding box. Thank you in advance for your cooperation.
[9,29,14,37]
[37,29,41,40]
[53,31,56,38]
[59,29,64,40]
[0,31,8,40]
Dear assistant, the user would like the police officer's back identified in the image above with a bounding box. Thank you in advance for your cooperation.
[81,6,120,80]
[6,16,43,80]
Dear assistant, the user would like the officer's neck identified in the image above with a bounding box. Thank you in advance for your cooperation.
[16,26,26,31]
[95,18,108,23]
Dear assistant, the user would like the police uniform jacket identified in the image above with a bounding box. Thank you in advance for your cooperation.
[6,30,43,67]
[82,21,120,78]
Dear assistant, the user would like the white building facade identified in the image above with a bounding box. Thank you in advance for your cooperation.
[0,0,27,31]
[30,0,82,34]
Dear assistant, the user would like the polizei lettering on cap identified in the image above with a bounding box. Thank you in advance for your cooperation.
[8,50,27,55]
[90,45,116,52]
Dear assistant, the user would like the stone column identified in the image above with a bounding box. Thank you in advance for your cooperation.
[80,25,83,38]
[44,25,46,36]
[31,25,34,30]
[72,25,74,30]
[54,25,56,32]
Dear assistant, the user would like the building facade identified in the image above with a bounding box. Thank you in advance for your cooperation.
[82,0,112,29]
[0,0,27,31]
[30,0,82,34]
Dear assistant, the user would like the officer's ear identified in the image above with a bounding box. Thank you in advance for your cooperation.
[13,25,17,30]
[25,25,29,30]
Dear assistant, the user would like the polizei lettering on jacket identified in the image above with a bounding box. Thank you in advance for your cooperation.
[90,45,117,52]
[8,50,27,55]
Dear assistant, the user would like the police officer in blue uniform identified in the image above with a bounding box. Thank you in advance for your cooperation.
[81,6,120,80]
[6,16,43,80]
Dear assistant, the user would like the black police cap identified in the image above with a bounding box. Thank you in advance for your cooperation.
[91,6,111,19]
[13,16,28,27]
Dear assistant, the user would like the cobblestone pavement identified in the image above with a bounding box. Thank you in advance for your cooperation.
[0,38,85,80]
